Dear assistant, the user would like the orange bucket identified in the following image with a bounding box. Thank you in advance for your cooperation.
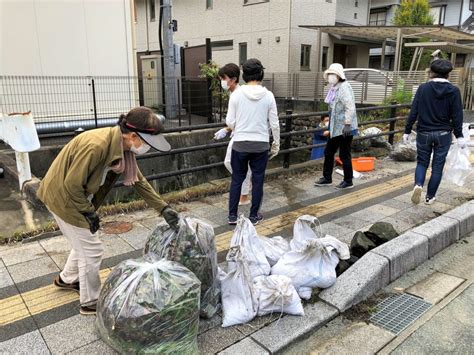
[335,157,376,172]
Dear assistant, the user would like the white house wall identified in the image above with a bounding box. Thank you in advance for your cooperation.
[336,0,370,26]
[136,0,291,73]
[1,0,134,76]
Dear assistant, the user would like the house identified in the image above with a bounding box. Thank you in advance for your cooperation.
[369,0,474,69]
[134,0,373,74]
[1,0,137,125]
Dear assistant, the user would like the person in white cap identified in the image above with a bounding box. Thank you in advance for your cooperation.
[37,106,179,315]
[315,63,358,189]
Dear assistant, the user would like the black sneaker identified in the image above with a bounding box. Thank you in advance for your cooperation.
[336,181,354,189]
[80,304,97,316]
[53,275,80,293]
[249,214,264,226]
[315,177,332,186]
[228,215,238,225]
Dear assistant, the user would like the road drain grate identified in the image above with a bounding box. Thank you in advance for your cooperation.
[370,293,432,335]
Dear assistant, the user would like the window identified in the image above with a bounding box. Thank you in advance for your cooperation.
[239,43,247,66]
[355,1,358,7]
[354,13,358,19]
[430,6,446,25]
[206,0,213,10]
[149,0,155,21]
[300,44,311,71]
[322,46,329,70]
[243,0,270,5]
[211,40,233,51]
[369,9,387,26]
[326,0,332,2]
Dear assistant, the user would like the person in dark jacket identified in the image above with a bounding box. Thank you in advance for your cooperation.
[404,59,466,205]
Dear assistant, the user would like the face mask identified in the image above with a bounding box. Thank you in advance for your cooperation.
[327,74,339,85]
[130,140,151,155]
[221,80,229,91]
[323,121,329,127]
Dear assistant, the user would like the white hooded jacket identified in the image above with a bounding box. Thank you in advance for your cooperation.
[226,85,280,146]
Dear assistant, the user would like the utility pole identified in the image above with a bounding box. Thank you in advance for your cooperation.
[162,0,178,119]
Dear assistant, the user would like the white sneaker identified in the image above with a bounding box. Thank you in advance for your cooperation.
[425,196,436,205]
[411,185,423,204]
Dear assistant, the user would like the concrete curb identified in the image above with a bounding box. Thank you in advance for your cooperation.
[222,200,474,353]
[320,199,473,313]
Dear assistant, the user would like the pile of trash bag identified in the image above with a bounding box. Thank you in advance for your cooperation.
[352,130,371,152]
[390,133,417,161]
[220,215,349,327]
[96,254,201,354]
[144,217,220,319]
[363,127,391,149]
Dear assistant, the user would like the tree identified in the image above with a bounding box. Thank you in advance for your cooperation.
[393,0,435,71]
[393,0,434,26]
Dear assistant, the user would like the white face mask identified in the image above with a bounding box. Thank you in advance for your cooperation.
[323,121,329,127]
[327,74,339,86]
[221,80,229,91]
[130,140,151,155]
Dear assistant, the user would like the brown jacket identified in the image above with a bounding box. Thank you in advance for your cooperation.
[37,126,168,228]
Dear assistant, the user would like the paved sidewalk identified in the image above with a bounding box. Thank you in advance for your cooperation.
[1,158,473,354]
[284,231,474,355]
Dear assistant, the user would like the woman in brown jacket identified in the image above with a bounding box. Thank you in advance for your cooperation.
[37,107,179,315]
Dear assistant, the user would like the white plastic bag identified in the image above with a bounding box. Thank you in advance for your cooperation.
[229,216,271,278]
[220,246,258,327]
[390,133,417,161]
[291,215,323,251]
[271,239,341,299]
[253,275,304,316]
[444,143,473,187]
[258,235,290,266]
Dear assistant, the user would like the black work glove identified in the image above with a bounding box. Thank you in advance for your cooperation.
[161,206,180,230]
[82,211,100,234]
[342,124,352,137]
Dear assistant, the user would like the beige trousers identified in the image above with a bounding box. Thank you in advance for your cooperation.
[52,213,104,306]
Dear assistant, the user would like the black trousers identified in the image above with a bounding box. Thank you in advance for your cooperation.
[323,135,353,183]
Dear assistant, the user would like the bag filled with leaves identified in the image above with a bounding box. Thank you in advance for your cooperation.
[144,217,220,319]
[96,254,201,354]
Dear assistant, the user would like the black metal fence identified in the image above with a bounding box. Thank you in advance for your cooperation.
[1,75,218,135]
[114,103,411,186]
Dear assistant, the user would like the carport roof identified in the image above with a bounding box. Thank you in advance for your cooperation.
[404,41,474,54]
[299,26,474,42]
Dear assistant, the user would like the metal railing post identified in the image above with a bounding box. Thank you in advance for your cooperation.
[90,78,98,128]
[177,78,182,127]
[283,109,293,169]
[389,101,397,145]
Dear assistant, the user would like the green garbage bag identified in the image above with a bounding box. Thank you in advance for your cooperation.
[96,254,201,354]
[145,217,220,319]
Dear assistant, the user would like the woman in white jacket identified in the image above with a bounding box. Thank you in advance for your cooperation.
[225,59,280,225]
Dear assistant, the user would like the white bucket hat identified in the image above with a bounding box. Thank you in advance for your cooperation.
[323,63,346,81]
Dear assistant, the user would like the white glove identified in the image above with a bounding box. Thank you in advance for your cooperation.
[269,142,280,160]
[402,133,410,144]
[214,128,229,140]
[457,137,467,149]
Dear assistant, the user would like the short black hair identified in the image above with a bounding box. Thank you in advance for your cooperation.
[218,63,240,82]
[242,58,265,82]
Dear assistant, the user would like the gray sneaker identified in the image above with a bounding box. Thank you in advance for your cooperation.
[411,185,423,204]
